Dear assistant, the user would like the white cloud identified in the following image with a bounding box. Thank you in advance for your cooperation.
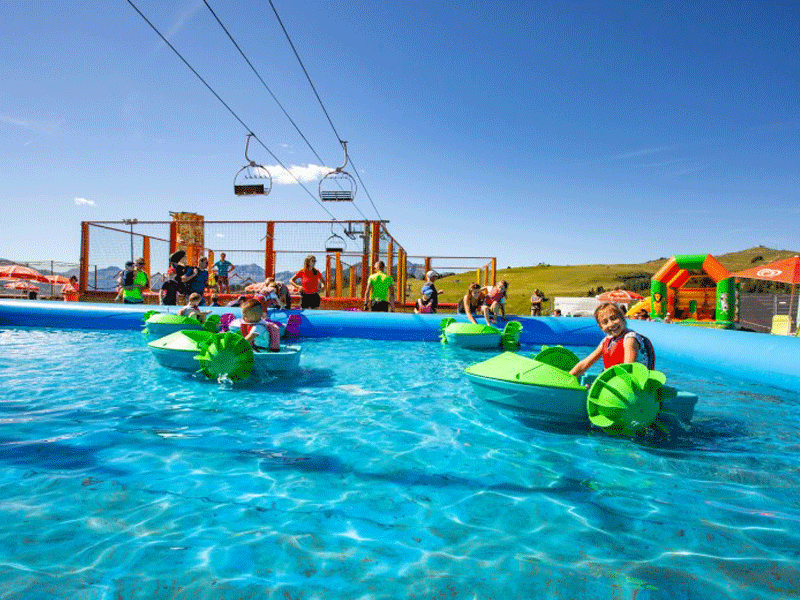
[262,164,332,185]
[612,146,674,160]
[74,197,96,206]
[1,113,61,135]
[215,233,225,238]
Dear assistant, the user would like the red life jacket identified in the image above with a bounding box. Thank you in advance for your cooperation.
[602,331,655,369]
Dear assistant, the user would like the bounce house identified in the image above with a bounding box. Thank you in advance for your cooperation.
[628,254,738,328]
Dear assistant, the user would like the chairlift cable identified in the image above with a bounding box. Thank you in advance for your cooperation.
[124,0,337,220]
[347,154,383,221]
[267,0,385,220]
[267,0,344,144]
[202,0,371,221]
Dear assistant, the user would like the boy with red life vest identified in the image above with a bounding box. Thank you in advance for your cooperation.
[569,302,655,378]
[230,298,281,352]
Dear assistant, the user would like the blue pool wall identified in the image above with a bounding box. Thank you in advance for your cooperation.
[1,300,798,393]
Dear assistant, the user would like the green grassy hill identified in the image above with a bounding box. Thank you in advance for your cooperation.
[418,246,799,315]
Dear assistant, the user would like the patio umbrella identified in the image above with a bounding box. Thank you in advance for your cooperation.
[4,281,40,291]
[731,255,800,329]
[595,289,644,303]
[0,264,48,283]
[42,274,71,285]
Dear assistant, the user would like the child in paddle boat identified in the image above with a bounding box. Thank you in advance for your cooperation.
[179,293,211,324]
[458,283,487,325]
[569,302,655,378]
[234,299,281,352]
[481,280,508,325]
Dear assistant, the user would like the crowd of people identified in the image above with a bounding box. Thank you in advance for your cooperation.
[109,253,658,374]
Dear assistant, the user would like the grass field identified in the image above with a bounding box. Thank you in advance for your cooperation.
[416,246,799,315]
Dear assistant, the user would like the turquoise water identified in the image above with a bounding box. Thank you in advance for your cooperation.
[1,328,799,600]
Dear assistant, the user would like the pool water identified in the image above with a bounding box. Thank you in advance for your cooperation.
[1,328,799,599]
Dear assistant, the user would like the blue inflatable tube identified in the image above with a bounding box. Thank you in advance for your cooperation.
[1,300,799,393]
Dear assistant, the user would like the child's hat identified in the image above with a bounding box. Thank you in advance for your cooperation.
[167,267,176,274]
[421,285,433,296]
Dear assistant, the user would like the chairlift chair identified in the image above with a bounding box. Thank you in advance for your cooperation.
[234,133,272,196]
[325,225,347,253]
[319,141,356,202]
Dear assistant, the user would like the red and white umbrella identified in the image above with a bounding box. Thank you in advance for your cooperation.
[4,280,40,291]
[595,289,644,303]
[42,274,71,285]
[0,264,48,283]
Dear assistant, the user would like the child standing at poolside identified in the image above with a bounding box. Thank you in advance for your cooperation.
[569,302,655,377]
[178,292,211,324]
[230,298,281,352]
[415,288,434,314]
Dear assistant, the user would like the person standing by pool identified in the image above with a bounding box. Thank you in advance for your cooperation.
[212,253,235,295]
[364,260,395,312]
[160,268,180,306]
[122,258,148,304]
[422,270,443,312]
[482,280,508,325]
[182,257,210,305]
[169,251,188,299]
[457,283,487,324]
[291,255,325,309]
[569,302,655,377]
[530,288,545,316]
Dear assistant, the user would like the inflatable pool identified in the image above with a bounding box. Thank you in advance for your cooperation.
[1,300,799,393]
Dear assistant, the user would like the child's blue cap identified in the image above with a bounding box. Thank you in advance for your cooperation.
[421,285,433,296]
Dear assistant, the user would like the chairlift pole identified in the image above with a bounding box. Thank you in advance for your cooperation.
[123,218,138,262]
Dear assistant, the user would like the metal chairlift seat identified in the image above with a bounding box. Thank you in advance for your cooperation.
[325,233,347,253]
[319,140,356,202]
[234,133,272,197]
[319,170,356,202]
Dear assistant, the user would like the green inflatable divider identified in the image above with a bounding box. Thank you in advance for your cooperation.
[500,321,523,350]
[532,345,580,372]
[586,363,666,436]
[195,331,254,382]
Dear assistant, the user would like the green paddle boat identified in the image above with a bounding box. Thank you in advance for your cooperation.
[465,346,698,434]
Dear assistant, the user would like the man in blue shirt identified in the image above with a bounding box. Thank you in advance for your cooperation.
[213,253,235,294]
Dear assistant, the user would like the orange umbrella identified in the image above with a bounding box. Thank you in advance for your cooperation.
[0,264,48,283]
[4,281,40,291]
[595,289,644,303]
[731,256,800,285]
[732,256,800,330]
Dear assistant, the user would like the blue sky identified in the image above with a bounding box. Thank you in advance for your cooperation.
[1,0,797,268]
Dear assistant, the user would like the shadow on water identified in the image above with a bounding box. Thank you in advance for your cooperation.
[250,448,593,498]
[638,416,753,456]
[506,405,752,455]
[0,436,128,477]
[248,367,336,391]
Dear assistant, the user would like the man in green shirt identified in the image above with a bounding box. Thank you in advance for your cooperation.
[122,257,149,304]
[364,260,395,312]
